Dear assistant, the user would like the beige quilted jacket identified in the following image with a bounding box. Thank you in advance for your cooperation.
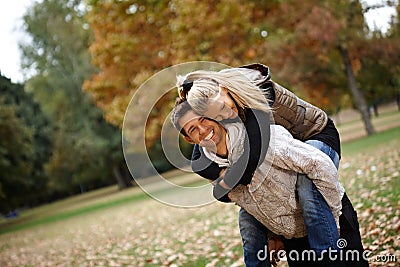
[202,123,344,239]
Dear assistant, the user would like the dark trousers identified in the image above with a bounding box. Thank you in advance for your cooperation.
[282,194,370,267]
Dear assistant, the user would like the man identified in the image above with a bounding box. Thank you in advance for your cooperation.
[170,99,368,267]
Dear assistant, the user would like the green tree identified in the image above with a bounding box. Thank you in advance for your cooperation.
[370,1,400,110]
[0,75,52,213]
[21,0,131,195]
[0,99,34,213]
[253,0,397,134]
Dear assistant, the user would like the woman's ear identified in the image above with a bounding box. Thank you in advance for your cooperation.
[220,86,229,94]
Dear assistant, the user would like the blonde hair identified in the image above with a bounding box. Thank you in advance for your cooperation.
[176,69,271,116]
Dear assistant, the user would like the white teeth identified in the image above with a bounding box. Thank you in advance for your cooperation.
[204,130,214,141]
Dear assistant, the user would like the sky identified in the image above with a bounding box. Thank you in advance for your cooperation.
[0,0,397,84]
[0,0,33,83]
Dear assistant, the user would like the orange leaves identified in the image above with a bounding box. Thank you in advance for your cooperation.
[84,1,173,131]
[83,0,394,141]
[350,57,362,75]
[83,0,266,148]
[339,141,400,266]
[2,136,399,266]
[297,6,342,48]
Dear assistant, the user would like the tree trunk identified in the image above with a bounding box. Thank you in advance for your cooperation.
[338,45,376,135]
[372,104,379,117]
[113,164,133,190]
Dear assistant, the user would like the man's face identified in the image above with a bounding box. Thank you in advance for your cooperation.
[178,110,225,150]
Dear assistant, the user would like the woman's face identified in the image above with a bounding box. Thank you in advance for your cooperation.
[203,86,238,121]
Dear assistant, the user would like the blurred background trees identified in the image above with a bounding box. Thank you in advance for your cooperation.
[0,76,51,212]
[0,0,398,213]
[84,0,399,135]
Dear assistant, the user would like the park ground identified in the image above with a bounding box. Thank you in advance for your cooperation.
[0,102,399,267]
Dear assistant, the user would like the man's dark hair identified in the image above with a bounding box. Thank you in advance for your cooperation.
[170,98,193,137]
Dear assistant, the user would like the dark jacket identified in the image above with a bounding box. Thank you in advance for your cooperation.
[241,63,328,140]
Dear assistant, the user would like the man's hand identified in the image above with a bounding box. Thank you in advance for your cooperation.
[268,235,285,266]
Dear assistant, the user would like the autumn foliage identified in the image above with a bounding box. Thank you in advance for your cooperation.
[83,0,399,141]
[84,0,271,145]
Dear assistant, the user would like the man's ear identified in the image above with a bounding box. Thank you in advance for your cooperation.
[183,135,195,144]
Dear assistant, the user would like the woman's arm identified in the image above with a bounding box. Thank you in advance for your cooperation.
[191,142,234,203]
[191,144,221,180]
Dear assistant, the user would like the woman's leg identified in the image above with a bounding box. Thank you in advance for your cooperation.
[296,140,342,260]
[297,175,345,266]
[297,175,340,250]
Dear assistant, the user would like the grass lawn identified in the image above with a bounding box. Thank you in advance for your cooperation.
[0,125,399,265]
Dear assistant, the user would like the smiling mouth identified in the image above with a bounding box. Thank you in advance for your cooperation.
[204,130,214,141]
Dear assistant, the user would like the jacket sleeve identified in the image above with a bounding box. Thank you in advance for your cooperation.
[191,144,221,180]
[191,147,232,203]
[213,109,271,201]
[269,125,344,227]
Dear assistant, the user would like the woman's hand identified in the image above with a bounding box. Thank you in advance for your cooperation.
[219,168,227,177]
[216,168,232,189]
